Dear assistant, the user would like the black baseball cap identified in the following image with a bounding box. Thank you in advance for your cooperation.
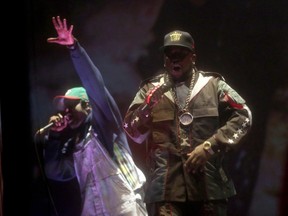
[161,30,195,51]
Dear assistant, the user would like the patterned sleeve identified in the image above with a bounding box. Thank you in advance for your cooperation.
[208,79,252,152]
[123,84,153,144]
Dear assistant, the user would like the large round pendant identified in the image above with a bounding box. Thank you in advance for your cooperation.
[179,112,193,126]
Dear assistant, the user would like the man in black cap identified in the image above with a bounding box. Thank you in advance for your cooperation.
[123,30,252,215]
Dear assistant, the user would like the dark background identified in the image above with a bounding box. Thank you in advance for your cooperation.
[2,0,288,215]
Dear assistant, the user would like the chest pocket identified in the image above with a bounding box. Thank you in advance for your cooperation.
[193,107,219,118]
[152,109,175,122]
[151,97,175,122]
[192,107,219,140]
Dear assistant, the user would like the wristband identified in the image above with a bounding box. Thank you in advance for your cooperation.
[66,43,76,50]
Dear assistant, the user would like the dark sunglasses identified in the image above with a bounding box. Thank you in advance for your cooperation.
[165,49,190,60]
[64,99,81,109]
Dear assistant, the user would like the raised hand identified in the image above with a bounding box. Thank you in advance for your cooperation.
[47,16,75,46]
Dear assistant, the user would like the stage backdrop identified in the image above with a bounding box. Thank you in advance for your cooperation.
[24,1,288,216]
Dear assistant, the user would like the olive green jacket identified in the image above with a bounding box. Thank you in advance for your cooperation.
[123,70,252,203]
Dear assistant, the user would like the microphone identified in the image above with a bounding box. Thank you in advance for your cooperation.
[37,122,54,134]
[141,80,172,111]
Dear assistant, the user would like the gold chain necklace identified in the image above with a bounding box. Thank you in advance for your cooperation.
[169,69,196,126]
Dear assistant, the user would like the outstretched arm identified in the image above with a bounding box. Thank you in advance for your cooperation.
[47,16,118,124]
[47,16,131,155]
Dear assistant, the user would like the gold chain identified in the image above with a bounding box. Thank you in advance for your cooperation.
[169,70,196,113]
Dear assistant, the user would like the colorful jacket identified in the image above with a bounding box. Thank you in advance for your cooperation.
[123,71,252,203]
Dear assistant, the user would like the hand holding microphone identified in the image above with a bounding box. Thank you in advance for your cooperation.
[145,80,172,108]
[49,113,71,131]
[37,113,70,134]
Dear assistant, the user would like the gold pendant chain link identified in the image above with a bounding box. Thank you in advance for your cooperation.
[166,69,196,149]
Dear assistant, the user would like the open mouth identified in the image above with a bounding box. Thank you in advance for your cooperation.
[173,65,181,71]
